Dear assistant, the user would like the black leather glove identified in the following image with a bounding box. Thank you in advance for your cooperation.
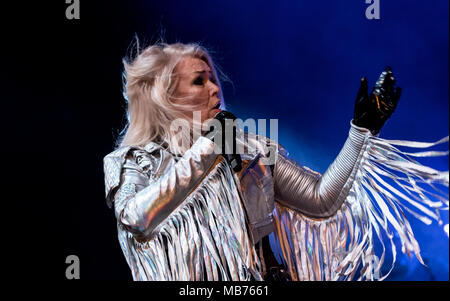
[353,66,402,135]
[204,111,242,172]
[263,266,292,281]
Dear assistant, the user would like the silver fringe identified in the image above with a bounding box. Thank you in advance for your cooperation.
[117,157,263,281]
[272,135,449,281]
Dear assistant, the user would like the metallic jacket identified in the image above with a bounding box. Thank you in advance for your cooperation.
[104,121,370,245]
[103,120,448,280]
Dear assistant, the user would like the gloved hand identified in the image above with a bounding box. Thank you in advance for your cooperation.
[204,110,242,172]
[353,66,402,135]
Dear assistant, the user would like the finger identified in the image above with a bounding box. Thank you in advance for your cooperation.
[383,74,396,94]
[379,70,395,97]
[383,65,394,81]
[376,66,393,84]
[357,77,369,101]
[375,68,390,90]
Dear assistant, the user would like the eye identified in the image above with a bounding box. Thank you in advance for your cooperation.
[193,76,204,86]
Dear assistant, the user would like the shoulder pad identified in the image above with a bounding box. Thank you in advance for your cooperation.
[103,146,134,208]
[103,141,162,208]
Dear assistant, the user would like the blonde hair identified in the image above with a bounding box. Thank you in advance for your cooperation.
[116,41,225,154]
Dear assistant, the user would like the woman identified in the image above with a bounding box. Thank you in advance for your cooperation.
[103,42,448,281]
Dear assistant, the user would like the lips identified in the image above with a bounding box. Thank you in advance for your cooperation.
[212,100,221,109]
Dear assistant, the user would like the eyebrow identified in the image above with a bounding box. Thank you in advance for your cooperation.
[193,70,212,74]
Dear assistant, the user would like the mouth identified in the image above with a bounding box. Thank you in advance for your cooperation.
[212,100,221,110]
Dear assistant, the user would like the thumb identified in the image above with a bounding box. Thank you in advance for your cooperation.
[355,77,369,114]
[357,77,369,101]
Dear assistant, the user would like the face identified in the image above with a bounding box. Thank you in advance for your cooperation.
[173,56,222,124]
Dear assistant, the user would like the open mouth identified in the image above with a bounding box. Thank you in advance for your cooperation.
[212,101,221,109]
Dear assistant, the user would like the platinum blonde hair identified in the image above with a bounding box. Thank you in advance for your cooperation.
[117,42,225,154]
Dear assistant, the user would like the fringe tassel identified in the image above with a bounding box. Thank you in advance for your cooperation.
[118,158,263,281]
[273,135,449,281]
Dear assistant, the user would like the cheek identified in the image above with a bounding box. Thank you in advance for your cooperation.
[192,89,210,105]
[182,105,210,123]
[178,88,209,107]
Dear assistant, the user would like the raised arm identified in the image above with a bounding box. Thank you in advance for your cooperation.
[273,67,402,218]
[274,121,371,218]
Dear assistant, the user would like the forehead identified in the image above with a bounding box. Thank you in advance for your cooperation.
[176,56,211,75]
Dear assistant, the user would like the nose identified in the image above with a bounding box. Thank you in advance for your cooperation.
[208,81,220,98]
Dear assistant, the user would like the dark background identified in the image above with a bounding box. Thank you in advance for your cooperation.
[3,0,448,281]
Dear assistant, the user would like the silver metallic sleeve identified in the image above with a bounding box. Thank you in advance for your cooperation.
[114,137,218,238]
[273,121,372,218]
